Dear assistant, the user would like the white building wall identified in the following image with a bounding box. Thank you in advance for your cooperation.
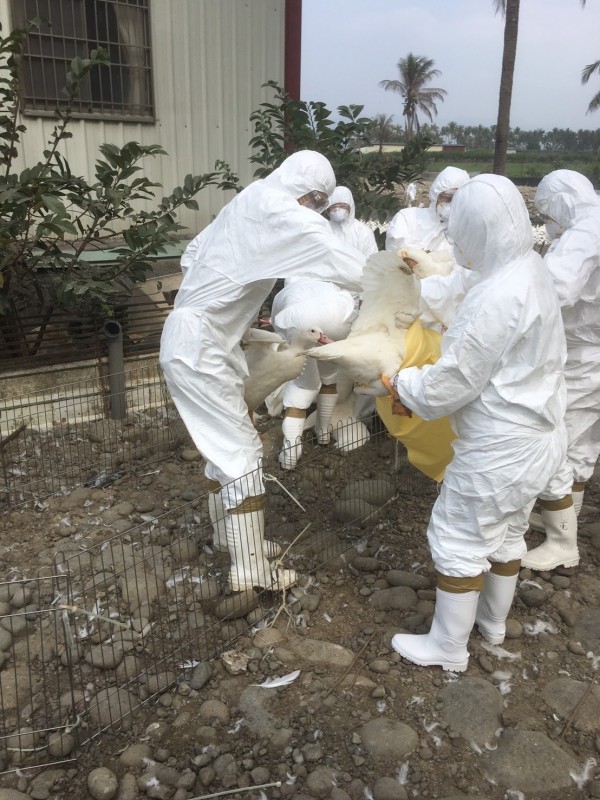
[0,0,286,234]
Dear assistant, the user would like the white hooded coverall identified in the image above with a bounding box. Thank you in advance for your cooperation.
[385,166,470,253]
[327,186,379,257]
[394,175,568,577]
[535,170,600,491]
[272,185,373,410]
[159,151,365,511]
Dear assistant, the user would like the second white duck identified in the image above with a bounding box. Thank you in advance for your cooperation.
[243,327,330,415]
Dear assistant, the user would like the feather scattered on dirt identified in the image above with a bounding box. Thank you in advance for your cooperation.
[252,669,301,688]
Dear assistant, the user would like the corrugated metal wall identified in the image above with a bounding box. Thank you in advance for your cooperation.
[0,0,286,234]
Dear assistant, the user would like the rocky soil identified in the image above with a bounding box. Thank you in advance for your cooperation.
[1,411,600,800]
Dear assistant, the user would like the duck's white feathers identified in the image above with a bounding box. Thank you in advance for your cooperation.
[307,331,408,386]
[351,251,420,335]
[305,251,421,389]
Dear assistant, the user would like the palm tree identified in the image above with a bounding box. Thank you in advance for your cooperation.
[493,0,587,174]
[379,53,447,141]
[492,0,520,175]
[370,113,395,152]
[582,60,600,113]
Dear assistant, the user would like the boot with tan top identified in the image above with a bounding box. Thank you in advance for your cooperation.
[391,573,483,672]
[522,495,579,571]
[226,494,297,592]
[208,481,281,558]
[529,481,585,531]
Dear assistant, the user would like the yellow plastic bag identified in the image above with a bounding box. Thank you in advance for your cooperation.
[375,320,455,483]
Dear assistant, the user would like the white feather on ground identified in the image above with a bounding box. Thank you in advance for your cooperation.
[305,250,421,391]
[242,327,327,412]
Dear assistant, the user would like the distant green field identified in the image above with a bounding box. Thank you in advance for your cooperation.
[424,150,599,182]
[430,158,596,180]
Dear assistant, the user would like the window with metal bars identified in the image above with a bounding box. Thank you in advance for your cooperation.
[10,0,154,120]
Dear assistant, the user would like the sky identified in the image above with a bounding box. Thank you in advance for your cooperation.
[300,0,600,132]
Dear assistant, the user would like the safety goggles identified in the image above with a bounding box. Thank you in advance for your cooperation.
[436,188,458,207]
[298,190,330,214]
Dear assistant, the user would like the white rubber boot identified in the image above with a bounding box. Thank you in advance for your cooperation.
[530,486,585,532]
[475,571,519,645]
[391,588,479,672]
[279,411,305,470]
[572,488,584,517]
[226,500,297,592]
[209,490,281,557]
[528,510,545,532]
[316,388,338,445]
[521,505,579,570]
[208,490,228,550]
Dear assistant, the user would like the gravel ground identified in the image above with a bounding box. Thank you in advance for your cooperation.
[1,411,600,800]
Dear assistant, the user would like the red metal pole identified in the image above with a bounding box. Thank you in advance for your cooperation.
[284,0,302,100]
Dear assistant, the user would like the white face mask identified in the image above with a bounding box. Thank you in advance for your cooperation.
[437,203,451,224]
[545,220,564,240]
[329,207,350,224]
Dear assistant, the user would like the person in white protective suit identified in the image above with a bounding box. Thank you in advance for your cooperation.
[385,166,470,253]
[387,174,568,672]
[326,186,379,257]
[160,151,366,593]
[273,186,377,470]
[521,170,600,571]
[271,280,359,470]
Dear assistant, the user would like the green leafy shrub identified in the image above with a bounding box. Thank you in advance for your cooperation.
[247,81,433,228]
[0,20,237,358]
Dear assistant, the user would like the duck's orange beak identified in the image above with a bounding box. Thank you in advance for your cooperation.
[317,332,333,345]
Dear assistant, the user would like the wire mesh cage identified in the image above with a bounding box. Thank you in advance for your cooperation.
[0,409,434,774]
[0,361,183,511]
[0,573,81,773]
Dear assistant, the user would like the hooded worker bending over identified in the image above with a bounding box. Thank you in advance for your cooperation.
[160,151,365,594]
[273,185,376,470]
[388,175,568,672]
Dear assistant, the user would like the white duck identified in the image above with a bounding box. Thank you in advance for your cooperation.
[305,250,421,393]
[242,327,330,415]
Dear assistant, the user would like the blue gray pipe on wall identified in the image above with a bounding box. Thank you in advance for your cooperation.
[102,320,126,420]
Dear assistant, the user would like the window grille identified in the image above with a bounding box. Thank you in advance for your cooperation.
[11,0,154,120]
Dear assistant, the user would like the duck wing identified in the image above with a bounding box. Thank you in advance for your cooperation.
[306,331,406,386]
[351,251,421,336]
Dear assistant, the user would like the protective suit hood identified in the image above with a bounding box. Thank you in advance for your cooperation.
[448,174,533,273]
[264,150,336,199]
[428,166,471,207]
[328,186,356,222]
[535,169,600,229]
